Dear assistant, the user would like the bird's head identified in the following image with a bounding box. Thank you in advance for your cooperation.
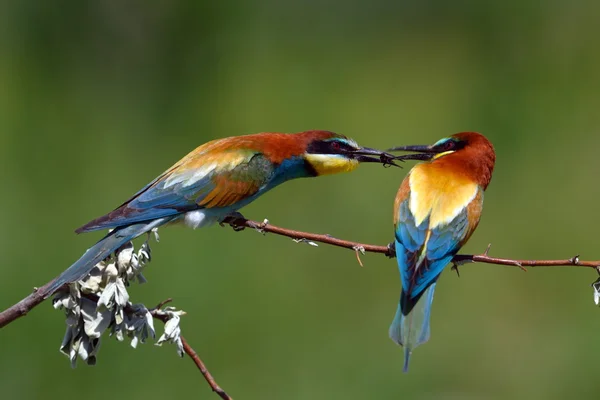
[388,132,494,162]
[388,132,496,188]
[302,131,400,176]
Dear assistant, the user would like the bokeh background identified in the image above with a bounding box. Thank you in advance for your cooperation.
[2,1,600,399]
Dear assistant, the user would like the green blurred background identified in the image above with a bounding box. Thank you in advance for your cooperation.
[1,1,600,399]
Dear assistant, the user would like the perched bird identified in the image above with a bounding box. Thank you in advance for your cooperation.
[46,130,398,296]
[388,132,495,372]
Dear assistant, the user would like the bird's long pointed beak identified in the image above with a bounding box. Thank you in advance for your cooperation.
[388,144,435,153]
[352,147,402,167]
[387,144,437,161]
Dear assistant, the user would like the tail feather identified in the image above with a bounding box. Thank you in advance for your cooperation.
[45,217,171,297]
[389,282,437,372]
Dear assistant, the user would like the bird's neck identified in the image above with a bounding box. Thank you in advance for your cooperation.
[267,156,316,188]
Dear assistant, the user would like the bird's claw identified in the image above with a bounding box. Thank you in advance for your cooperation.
[386,242,396,258]
[451,264,460,277]
[451,258,474,278]
[220,212,248,231]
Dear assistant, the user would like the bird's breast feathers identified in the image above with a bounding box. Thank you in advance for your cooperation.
[408,164,479,229]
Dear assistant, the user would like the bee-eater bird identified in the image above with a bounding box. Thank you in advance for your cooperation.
[46,130,398,296]
[388,132,495,372]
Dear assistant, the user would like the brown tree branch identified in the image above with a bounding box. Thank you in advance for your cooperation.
[0,217,599,400]
[3,217,599,330]
[148,299,232,400]
[224,216,600,270]
[223,217,395,256]
[0,280,59,329]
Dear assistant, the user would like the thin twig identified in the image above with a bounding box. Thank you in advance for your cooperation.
[154,298,173,310]
[224,216,600,269]
[180,338,231,400]
[149,303,232,400]
[224,216,393,256]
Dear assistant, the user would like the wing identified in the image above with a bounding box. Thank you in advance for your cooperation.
[394,180,483,302]
[77,146,274,233]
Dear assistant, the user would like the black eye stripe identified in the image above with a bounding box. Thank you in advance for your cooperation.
[332,141,356,152]
[306,139,356,154]
[435,139,465,152]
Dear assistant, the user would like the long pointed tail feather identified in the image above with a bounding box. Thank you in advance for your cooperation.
[44,217,172,297]
[389,282,437,372]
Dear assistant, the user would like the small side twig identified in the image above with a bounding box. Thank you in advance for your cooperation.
[154,298,173,310]
[353,245,366,267]
[181,338,231,400]
[149,300,232,400]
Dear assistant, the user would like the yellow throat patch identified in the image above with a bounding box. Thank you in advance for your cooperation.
[304,154,359,176]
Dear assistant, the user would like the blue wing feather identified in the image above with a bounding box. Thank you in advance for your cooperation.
[77,153,265,233]
[395,198,469,300]
[391,194,473,372]
[77,176,218,232]
[132,175,216,210]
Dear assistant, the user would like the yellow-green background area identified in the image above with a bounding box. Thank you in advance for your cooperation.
[1,2,599,399]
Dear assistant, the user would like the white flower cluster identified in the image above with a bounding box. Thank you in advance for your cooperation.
[155,307,186,357]
[592,278,600,306]
[52,231,185,367]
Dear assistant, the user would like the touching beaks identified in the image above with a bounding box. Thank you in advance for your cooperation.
[386,144,438,161]
[351,147,403,168]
